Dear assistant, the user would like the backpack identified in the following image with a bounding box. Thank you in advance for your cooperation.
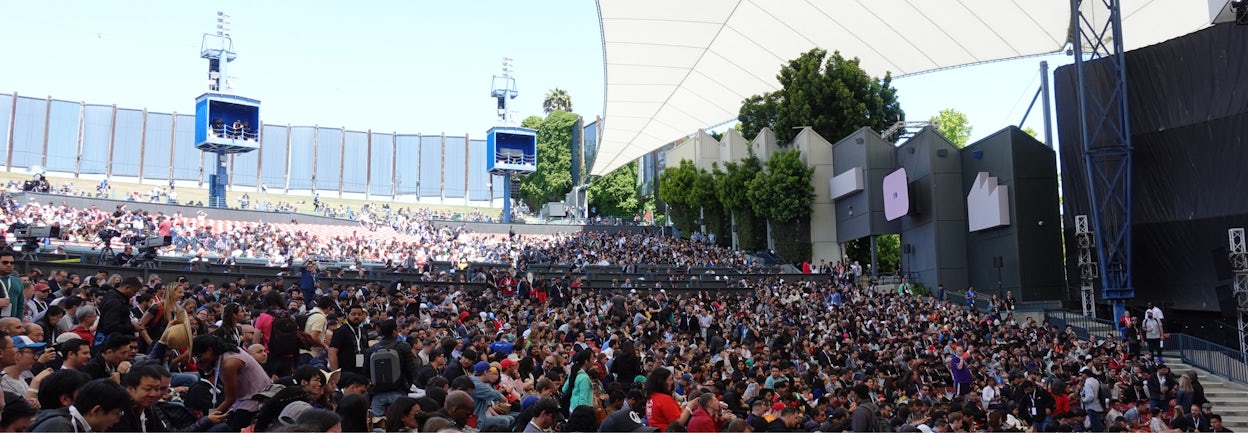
[269,315,299,356]
[371,340,407,393]
[291,311,323,349]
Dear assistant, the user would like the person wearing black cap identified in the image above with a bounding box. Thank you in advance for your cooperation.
[524,397,565,433]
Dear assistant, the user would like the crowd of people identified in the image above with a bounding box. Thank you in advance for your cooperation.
[0,194,1233,433]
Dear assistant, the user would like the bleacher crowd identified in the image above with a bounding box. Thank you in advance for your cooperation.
[0,198,1232,433]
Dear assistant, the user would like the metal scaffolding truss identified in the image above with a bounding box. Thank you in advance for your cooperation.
[1076,215,1098,318]
[1071,0,1134,320]
[1230,228,1247,361]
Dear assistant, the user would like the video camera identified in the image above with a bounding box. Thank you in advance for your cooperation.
[6,223,61,253]
[133,235,171,249]
[7,224,59,239]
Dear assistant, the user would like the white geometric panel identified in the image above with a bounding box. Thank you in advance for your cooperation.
[830,166,864,200]
[967,172,1010,232]
[882,167,909,221]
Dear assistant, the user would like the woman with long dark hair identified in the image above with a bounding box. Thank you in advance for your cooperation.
[212,302,245,346]
[645,367,690,431]
[191,334,273,430]
[383,396,422,432]
[562,349,595,413]
[609,340,642,386]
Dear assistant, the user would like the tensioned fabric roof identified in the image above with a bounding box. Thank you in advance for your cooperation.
[592,0,1219,176]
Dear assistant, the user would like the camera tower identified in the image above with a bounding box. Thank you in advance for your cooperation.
[194,11,261,208]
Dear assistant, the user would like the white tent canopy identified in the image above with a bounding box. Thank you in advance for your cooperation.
[592,0,1222,176]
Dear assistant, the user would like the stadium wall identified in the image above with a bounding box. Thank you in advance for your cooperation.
[0,93,505,207]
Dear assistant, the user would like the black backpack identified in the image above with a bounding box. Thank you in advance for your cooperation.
[371,340,409,393]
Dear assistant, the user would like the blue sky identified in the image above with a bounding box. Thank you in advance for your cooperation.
[1,1,1069,162]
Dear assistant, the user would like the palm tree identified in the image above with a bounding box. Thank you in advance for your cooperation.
[543,88,573,114]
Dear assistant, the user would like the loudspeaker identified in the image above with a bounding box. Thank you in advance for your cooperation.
[994,256,1004,269]
[1211,247,1233,281]
[903,244,912,254]
[1215,284,1237,317]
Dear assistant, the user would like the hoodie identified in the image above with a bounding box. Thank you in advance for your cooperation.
[30,407,75,432]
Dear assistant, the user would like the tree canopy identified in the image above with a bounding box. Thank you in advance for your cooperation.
[931,108,973,148]
[746,149,814,223]
[738,48,904,146]
[588,160,640,218]
[518,110,579,211]
[542,88,573,114]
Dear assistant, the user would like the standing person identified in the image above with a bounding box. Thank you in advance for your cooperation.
[1080,369,1105,432]
[191,334,272,431]
[97,277,144,345]
[965,286,977,310]
[300,262,319,302]
[299,297,334,368]
[1142,311,1164,358]
[0,252,25,320]
[369,320,420,417]
[950,347,974,397]
[328,304,368,377]
[563,349,595,412]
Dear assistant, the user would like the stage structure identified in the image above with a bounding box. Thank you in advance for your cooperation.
[194,12,260,208]
[487,58,535,223]
[1070,0,1135,321]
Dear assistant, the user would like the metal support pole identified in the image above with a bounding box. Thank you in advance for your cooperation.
[502,172,513,223]
[1228,228,1247,363]
[1040,60,1054,148]
[870,235,879,279]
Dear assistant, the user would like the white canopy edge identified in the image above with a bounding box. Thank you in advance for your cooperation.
[592,0,1221,176]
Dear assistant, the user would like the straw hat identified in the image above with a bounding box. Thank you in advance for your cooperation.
[163,323,194,351]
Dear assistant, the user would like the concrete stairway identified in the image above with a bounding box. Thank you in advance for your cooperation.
[1163,357,1248,432]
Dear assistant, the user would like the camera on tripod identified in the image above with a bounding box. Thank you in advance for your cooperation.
[6,223,61,253]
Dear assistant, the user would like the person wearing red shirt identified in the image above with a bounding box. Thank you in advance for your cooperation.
[645,367,692,431]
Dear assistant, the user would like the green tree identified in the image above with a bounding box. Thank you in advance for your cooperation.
[747,149,814,223]
[658,160,700,236]
[542,88,573,114]
[746,149,815,261]
[931,108,973,148]
[737,48,903,145]
[521,115,544,130]
[714,156,766,250]
[519,110,579,210]
[588,161,640,218]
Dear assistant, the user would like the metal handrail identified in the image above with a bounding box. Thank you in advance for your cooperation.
[1044,309,1248,386]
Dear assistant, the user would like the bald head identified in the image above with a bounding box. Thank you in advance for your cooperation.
[444,390,475,423]
[0,318,22,337]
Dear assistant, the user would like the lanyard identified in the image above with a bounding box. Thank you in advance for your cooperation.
[345,324,363,353]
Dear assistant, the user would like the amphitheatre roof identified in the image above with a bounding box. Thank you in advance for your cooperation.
[592,0,1220,175]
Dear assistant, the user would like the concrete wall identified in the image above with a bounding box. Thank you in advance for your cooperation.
[793,128,843,263]
[751,128,778,164]
[831,127,902,243]
[961,126,1064,302]
[896,128,969,291]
